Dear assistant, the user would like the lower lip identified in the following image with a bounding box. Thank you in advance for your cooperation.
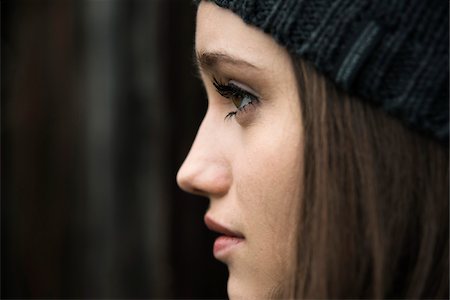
[213,236,244,257]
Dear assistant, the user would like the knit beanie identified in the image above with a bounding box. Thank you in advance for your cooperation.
[195,0,449,143]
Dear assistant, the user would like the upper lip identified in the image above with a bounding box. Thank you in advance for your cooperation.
[204,215,245,238]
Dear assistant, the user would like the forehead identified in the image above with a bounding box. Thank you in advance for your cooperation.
[195,2,285,69]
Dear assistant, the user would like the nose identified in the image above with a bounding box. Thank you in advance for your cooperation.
[176,112,232,197]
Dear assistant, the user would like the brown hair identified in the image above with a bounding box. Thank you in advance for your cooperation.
[292,58,449,299]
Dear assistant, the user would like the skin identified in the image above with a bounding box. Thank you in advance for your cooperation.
[177,2,303,299]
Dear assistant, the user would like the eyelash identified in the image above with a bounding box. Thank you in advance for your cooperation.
[212,77,259,119]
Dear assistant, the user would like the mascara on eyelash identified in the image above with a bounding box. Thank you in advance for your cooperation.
[212,77,259,120]
[212,77,258,100]
[213,77,242,99]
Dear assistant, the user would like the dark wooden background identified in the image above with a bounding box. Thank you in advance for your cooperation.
[2,0,228,298]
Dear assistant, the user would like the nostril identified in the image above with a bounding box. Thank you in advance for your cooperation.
[177,171,210,196]
[177,164,207,196]
[176,161,232,197]
[191,187,208,196]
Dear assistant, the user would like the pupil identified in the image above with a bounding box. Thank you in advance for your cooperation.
[232,98,242,108]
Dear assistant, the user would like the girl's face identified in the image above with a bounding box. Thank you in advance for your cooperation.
[177,2,303,298]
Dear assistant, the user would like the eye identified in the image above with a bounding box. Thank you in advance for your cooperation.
[212,77,259,119]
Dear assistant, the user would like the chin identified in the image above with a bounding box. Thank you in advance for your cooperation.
[227,271,280,300]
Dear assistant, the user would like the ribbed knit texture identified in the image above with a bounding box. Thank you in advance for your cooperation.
[196,0,449,143]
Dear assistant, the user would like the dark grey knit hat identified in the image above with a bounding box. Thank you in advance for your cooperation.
[196,0,449,143]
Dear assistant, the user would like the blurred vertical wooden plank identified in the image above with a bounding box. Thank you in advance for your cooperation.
[5,0,78,297]
[120,0,171,297]
[81,0,122,297]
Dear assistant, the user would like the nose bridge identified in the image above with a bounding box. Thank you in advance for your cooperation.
[177,110,232,197]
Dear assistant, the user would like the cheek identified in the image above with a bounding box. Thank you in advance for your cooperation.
[236,114,303,212]
[231,124,302,295]
[235,112,303,246]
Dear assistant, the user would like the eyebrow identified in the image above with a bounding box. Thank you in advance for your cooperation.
[195,50,261,72]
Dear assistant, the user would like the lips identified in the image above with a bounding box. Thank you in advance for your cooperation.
[204,215,244,238]
[204,215,245,258]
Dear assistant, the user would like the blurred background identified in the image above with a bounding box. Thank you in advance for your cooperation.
[2,0,228,298]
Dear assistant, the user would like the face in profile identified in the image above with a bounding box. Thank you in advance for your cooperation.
[177,2,304,298]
